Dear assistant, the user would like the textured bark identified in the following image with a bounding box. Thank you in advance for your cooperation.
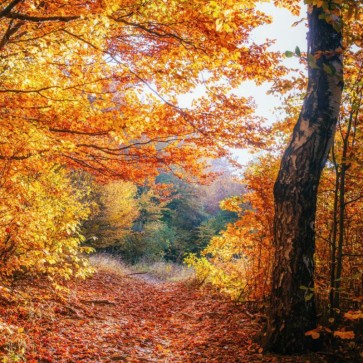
[264,6,343,354]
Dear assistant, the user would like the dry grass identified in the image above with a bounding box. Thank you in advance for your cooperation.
[89,254,130,276]
[89,254,194,282]
[130,260,195,282]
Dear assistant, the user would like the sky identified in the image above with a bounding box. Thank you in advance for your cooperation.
[240,2,307,115]
[176,2,308,166]
[233,2,308,165]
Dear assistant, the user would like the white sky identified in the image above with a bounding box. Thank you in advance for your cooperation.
[177,2,308,167]
[233,2,308,165]
[240,2,307,115]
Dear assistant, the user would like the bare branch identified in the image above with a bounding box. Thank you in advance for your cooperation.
[0,19,24,50]
[0,0,22,18]
[49,128,111,136]
[5,12,79,22]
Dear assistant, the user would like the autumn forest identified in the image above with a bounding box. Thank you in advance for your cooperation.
[0,0,362,362]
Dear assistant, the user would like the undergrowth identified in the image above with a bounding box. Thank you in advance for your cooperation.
[89,254,194,282]
[130,260,195,281]
[89,254,129,276]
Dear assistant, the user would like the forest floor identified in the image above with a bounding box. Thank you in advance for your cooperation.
[0,267,352,363]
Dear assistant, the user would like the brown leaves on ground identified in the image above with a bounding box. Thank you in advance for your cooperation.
[0,272,328,363]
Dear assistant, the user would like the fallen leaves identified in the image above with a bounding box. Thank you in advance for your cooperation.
[305,328,321,340]
[0,271,334,362]
[333,330,355,340]
[344,310,363,321]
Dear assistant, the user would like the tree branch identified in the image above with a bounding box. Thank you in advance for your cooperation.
[5,12,79,22]
[49,128,111,136]
[0,19,24,50]
[0,0,22,18]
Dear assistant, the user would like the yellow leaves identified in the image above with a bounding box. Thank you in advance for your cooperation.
[97,181,140,246]
[215,18,236,33]
[0,160,94,283]
[185,253,247,300]
[203,0,257,33]
[220,196,244,213]
[273,0,302,16]
[185,254,213,282]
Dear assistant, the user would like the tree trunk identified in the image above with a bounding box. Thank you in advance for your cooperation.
[264,5,343,354]
[334,159,346,311]
[334,101,354,311]
[330,144,339,316]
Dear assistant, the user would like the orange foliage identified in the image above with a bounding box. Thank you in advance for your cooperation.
[0,0,281,182]
[187,156,278,300]
[0,0,284,280]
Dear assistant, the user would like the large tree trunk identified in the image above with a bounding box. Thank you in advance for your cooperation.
[264,5,343,354]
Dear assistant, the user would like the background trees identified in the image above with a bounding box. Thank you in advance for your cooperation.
[83,167,241,264]
[187,156,277,300]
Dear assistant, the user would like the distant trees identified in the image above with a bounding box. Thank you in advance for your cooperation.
[84,181,139,249]
[187,156,276,300]
[83,168,242,264]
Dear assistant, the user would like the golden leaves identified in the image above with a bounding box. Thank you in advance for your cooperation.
[0,159,94,282]
[187,156,279,301]
[0,0,283,189]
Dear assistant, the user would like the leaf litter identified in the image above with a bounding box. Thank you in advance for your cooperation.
[0,271,329,362]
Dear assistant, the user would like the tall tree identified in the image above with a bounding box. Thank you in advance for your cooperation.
[264,3,344,353]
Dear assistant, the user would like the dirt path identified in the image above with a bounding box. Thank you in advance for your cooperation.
[1,271,329,363]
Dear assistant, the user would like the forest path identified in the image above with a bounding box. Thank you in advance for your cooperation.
[12,271,327,363]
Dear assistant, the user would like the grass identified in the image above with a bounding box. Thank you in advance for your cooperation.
[130,260,195,282]
[89,254,130,276]
[89,254,194,282]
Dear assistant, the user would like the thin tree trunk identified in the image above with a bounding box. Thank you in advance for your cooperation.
[330,145,339,315]
[334,164,345,311]
[263,5,343,354]
[334,105,354,310]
